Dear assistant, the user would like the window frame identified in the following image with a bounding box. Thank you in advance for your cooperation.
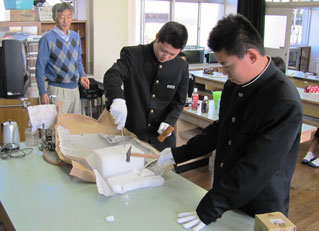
[266,1,319,46]
[140,0,225,46]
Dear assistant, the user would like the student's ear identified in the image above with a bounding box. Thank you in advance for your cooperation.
[246,49,258,64]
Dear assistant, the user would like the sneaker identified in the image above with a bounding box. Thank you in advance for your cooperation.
[308,158,319,168]
[302,152,315,164]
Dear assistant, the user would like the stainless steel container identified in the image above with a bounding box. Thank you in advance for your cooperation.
[2,120,20,149]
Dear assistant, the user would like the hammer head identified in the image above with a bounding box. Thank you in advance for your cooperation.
[126,145,132,162]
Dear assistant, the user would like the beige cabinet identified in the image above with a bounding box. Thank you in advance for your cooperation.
[0,93,39,142]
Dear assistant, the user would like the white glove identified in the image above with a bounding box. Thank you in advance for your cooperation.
[157,122,172,136]
[177,212,206,231]
[110,98,127,130]
[157,148,175,166]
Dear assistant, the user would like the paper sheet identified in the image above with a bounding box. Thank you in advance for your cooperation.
[27,104,57,132]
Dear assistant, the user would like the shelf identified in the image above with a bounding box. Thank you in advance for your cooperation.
[0,20,88,74]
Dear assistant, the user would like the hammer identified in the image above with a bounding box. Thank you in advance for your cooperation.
[126,145,159,162]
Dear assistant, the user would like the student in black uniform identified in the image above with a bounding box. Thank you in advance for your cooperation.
[272,56,286,74]
[302,128,319,167]
[158,14,303,230]
[104,21,188,151]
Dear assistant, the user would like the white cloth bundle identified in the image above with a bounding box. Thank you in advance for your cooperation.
[27,104,57,132]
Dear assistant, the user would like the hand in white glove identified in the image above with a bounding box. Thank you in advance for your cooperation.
[177,212,206,231]
[157,148,175,166]
[157,122,172,136]
[110,98,127,130]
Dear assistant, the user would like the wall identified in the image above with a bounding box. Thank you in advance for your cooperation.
[77,0,93,74]
[308,8,319,73]
[93,0,130,79]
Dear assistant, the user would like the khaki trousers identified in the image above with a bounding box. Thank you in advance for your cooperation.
[47,85,81,114]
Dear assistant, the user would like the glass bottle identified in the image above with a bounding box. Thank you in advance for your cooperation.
[201,96,209,113]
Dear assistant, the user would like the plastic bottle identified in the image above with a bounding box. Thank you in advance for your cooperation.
[192,88,199,110]
[201,96,209,113]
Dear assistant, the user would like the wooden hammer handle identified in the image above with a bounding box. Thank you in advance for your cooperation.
[157,125,174,142]
[130,153,159,159]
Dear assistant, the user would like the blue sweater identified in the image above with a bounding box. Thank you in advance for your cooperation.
[36,29,86,96]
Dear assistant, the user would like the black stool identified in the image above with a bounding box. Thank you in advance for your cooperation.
[79,78,99,117]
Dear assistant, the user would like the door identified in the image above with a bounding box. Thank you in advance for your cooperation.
[264,7,293,65]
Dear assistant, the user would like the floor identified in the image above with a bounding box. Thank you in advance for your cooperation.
[180,141,319,231]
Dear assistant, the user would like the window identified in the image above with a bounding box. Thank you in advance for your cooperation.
[175,2,199,45]
[266,1,318,46]
[266,0,317,2]
[143,0,169,44]
[290,8,311,46]
[200,3,224,48]
[264,15,287,49]
[142,0,224,49]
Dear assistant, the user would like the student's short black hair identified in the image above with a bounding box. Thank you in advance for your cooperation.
[157,21,188,50]
[208,14,265,58]
[272,56,286,73]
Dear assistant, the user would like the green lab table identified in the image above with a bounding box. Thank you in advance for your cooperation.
[0,144,254,231]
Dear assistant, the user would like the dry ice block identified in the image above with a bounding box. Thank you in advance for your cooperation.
[90,145,164,196]
[91,145,145,178]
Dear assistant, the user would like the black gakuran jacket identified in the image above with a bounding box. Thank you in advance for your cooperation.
[104,42,189,151]
[172,60,303,224]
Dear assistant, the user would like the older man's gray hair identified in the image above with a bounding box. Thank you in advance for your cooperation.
[52,2,74,17]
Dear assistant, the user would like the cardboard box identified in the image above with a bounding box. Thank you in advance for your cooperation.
[10,9,35,21]
[35,7,53,21]
[254,212,296,231]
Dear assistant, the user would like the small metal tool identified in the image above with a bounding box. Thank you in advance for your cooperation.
[126,145,132,162]
[121,128,125,147]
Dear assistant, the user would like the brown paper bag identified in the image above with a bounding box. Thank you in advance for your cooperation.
[54,109,159,182]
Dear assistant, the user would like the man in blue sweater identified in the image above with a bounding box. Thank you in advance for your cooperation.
[36,2,89,114]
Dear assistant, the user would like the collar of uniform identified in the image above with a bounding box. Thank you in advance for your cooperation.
[235,58,279,98]
[148,41,159,63]
[241,56,271,88]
